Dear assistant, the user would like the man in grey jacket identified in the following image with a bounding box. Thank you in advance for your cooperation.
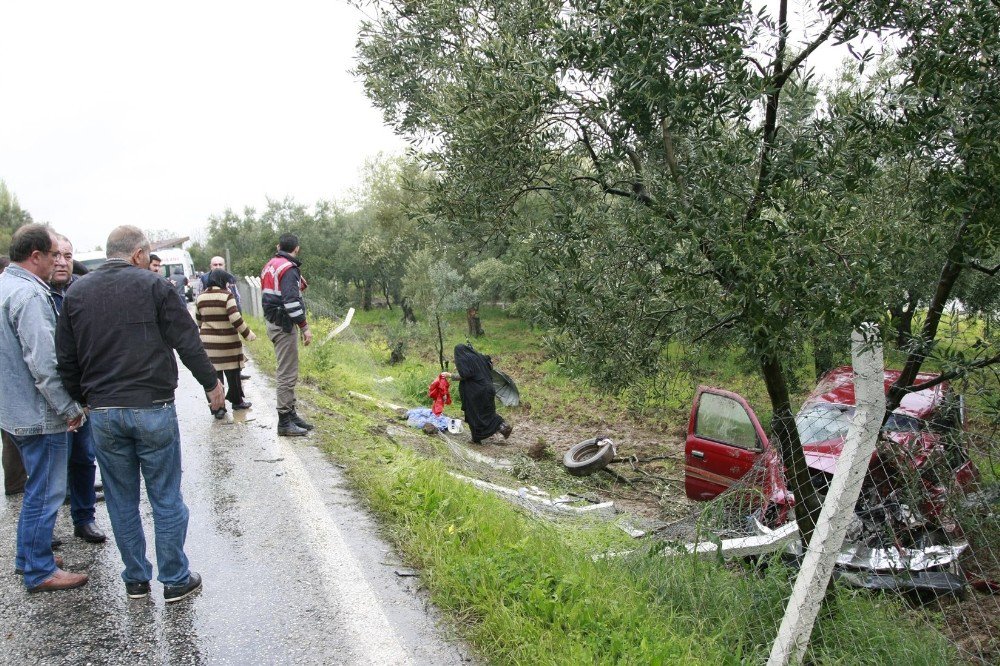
[0,254,28,496]
[0,224,87,592]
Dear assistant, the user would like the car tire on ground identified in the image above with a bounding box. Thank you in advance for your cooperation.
[563,437,615,476]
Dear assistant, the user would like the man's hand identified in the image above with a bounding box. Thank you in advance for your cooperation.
[246,331,257,342]
[301,326,313,346]
[207,380,225,411]
[67,414,84,432]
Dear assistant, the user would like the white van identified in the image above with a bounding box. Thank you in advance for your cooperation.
[76,250,107,272]
[154,248,196,301]
[154,248,195,281]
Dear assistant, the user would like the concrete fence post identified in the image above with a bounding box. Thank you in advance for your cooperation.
[767,326,885,666]
[242,276,263,319]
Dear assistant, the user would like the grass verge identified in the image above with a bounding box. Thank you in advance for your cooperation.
[243,314,953,664]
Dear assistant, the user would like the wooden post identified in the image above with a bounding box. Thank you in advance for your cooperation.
[767,327,885,666]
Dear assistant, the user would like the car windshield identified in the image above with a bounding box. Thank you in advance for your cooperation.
[795,403,929,445]
[795,404,853,445]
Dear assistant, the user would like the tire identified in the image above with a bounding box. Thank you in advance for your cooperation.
[563,438,615,476]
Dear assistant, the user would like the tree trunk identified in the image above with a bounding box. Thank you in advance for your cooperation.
[467,306,484,337]
[889,292,918,348]
[761,354,822,544]
[886,223,968,414]
[401,297,417,324]
[389,342,406,365]
[436,313,445,371]
[362,281,373,311]
[383,282,393,311]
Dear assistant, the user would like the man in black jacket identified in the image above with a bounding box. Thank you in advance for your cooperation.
[56,225,224,602]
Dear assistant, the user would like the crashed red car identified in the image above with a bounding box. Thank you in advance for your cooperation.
[683,366,980,592]
[684,366,978,525]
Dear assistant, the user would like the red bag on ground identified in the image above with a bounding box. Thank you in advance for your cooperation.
[428,374,452,415]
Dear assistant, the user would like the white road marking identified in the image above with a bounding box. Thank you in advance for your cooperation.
[277,436,412,665]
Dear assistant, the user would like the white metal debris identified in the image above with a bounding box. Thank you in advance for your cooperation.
[450,473,616,517]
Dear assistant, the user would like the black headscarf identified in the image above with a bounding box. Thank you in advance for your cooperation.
[207,269,233,289]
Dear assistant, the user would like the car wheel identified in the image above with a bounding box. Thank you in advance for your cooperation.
[563,437,615,476]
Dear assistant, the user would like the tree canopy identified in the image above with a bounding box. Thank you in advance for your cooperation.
[354,0,1000,539]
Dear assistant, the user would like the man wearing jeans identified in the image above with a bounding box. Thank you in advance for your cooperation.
[49,234,106,545]
[56,226,224,602]
[0,224,87,592]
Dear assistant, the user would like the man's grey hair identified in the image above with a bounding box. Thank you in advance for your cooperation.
[53,233,72,249]
[106,225,149,259]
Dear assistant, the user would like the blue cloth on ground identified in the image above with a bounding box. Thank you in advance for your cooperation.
[405,408,450,431]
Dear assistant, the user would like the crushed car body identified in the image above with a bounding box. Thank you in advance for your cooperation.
[682,366,979,591]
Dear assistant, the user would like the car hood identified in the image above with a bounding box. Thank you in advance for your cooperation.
[802,431,932,475]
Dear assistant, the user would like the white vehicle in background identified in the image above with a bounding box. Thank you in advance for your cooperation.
[154,248,196,301]
[76,250,107,272]
[75,247,197,300]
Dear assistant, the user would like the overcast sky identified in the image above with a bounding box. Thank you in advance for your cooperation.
[1,1,404,252]
[2,2,861,255]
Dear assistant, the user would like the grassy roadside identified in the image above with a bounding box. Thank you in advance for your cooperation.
[242,312,953,664]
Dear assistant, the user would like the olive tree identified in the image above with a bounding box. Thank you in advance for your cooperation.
[402,247,475,369]
[356,0,1000,540]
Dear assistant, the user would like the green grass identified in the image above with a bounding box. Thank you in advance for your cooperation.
[243,311,958,664]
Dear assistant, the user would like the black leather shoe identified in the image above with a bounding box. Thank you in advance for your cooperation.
[232,401,252,410]
[74,523,107,544]
[240,374,251,380]
[499,421,514,439]
[164,572,202,603]
[126,580,151,599]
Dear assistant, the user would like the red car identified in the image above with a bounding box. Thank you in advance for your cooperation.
[685,366,977,528]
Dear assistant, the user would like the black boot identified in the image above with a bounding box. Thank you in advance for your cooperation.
[290,410,314,431]
[277,411,307,437]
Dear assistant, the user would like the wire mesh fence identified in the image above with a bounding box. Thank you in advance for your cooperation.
[644,335,1000,664]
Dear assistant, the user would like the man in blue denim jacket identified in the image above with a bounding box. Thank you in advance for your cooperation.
[0,224,88,592]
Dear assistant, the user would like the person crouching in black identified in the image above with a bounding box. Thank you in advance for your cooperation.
[444,344,513,444]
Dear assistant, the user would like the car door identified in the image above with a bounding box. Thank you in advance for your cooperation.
[685,387,769,501]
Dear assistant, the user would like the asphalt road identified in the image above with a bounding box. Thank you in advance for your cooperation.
[0,355,472,665]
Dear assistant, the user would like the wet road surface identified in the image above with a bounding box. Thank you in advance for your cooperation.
[0,357,472,665]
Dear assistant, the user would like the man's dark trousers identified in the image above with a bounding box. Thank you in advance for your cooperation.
[2,429,27,495]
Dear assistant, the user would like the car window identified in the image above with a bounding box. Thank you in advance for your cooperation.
[795,404,853,445]
[695,393,760,450]
[80,258,105,271]
[883,412,924,433]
